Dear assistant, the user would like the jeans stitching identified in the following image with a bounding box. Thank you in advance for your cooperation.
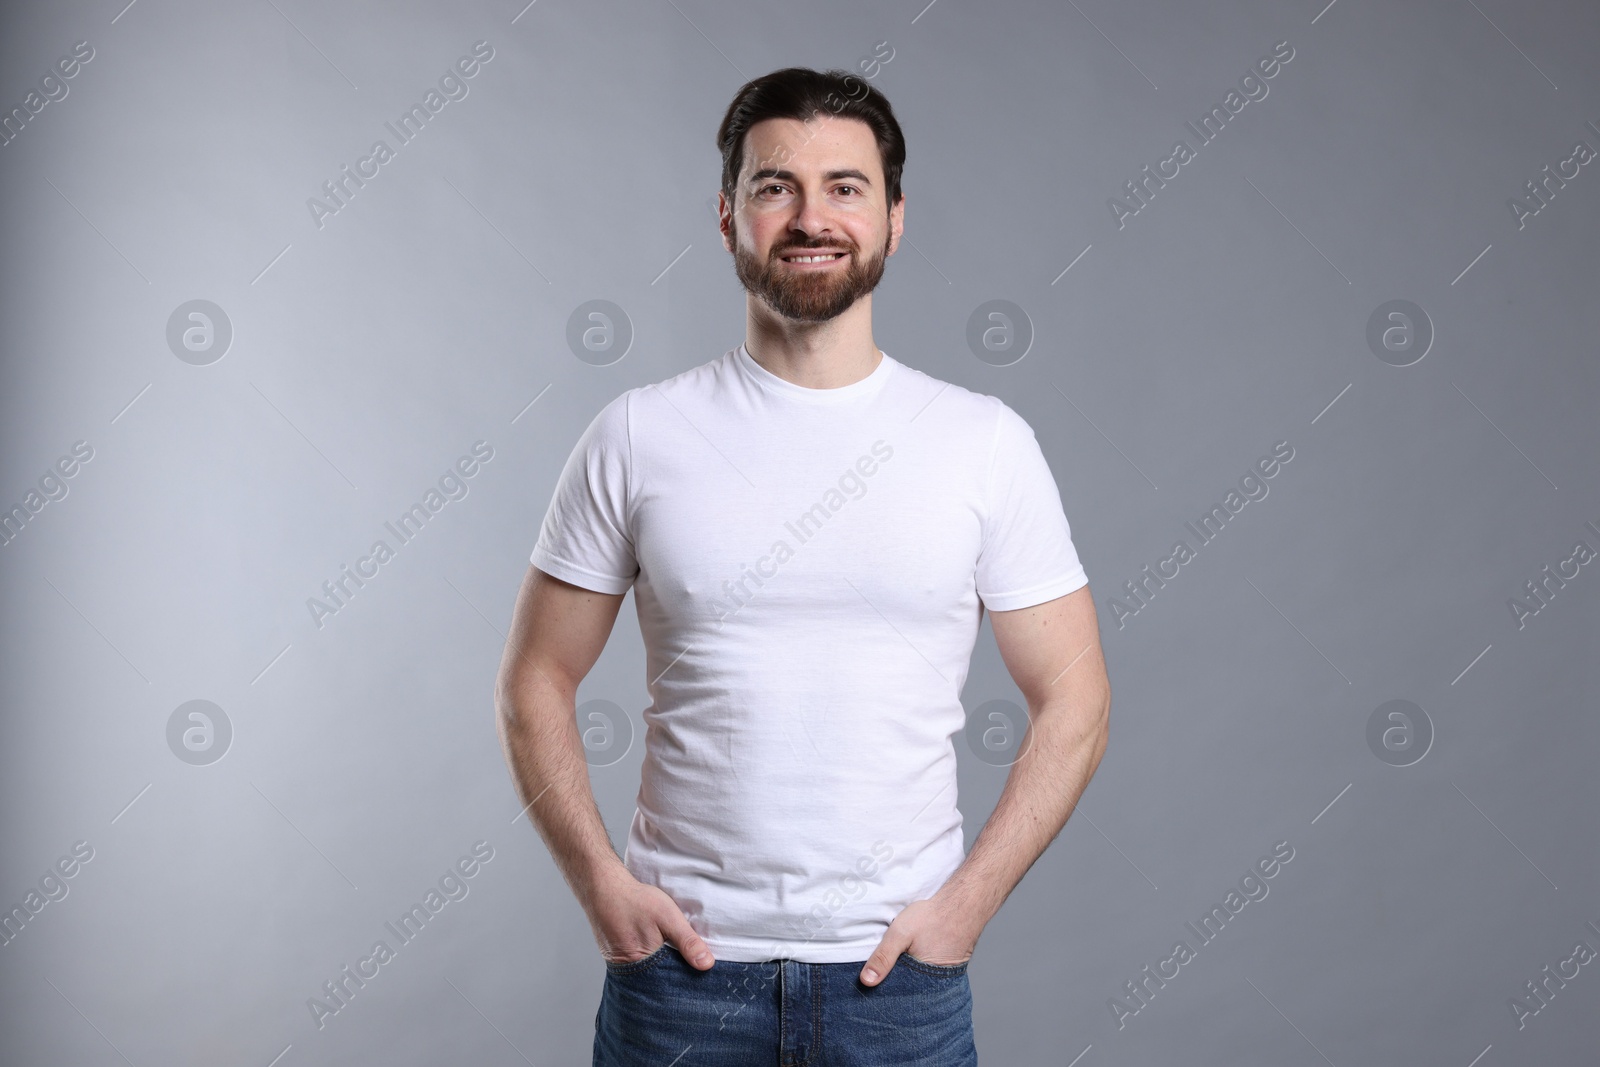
[779,961,791,1066]
[810,962,822,1065]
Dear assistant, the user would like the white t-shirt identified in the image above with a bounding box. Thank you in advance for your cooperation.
[530,343,1089,962]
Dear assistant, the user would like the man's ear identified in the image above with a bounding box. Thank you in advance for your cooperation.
[887,194,905,256]
[718,190,735,252]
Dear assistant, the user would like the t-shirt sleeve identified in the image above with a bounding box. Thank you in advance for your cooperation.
[974,399,1089,611]
[528,391,639,594]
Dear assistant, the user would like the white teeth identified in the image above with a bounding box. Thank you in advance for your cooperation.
[785,253,843,263]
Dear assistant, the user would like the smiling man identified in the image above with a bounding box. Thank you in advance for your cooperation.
[496,67,1111,1065]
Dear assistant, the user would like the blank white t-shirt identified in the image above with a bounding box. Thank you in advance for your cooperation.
[530,343,1088,962]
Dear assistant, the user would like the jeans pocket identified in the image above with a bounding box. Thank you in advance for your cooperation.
[901,951,969,977]
[604,942,671,975]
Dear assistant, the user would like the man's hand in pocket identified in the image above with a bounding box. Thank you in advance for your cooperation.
[586,866,716,969]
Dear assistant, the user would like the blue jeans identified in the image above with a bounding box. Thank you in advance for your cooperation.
[594,943,978,1065]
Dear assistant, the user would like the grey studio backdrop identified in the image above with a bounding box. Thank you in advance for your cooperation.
[0,0,1595,1064]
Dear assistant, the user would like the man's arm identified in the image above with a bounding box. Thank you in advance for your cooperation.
[859,583,1110,984]
[494,564,717,968]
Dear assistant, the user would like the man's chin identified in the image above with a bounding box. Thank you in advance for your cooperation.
[761,290,861,322]
[760,270,879,320]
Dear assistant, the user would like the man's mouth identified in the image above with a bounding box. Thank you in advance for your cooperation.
[780,251,848,264]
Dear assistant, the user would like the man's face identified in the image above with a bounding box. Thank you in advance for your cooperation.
[721,114,904,323]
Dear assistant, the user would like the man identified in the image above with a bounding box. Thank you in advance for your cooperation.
[495,67,1111,1064]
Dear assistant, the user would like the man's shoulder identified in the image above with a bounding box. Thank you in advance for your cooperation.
[640,347,740,397]
[887,356,1019,435]
[582,348,739,427]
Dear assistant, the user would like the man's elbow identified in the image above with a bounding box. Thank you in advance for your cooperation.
[1081,684,1110,743]
[1033,678,1109,746]
[494,651,577,736]
[493,656,539,739]
[1065,679,1111,754]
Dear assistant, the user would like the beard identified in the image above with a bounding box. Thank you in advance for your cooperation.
[730,218,890,323]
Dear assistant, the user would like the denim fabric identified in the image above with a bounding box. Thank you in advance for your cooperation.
[594,943,978,1065]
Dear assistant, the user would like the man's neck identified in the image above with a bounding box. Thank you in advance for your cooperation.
[743,301,881,389]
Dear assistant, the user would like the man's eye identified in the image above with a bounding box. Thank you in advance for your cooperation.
[836,186,859,196]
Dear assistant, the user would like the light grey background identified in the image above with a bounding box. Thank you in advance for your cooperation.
[2,1,1596,1064]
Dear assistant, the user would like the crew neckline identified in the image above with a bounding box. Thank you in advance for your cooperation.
[734,342,895,402]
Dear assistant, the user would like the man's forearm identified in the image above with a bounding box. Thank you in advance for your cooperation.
[495,666,630,901]
[938,688,1110,926]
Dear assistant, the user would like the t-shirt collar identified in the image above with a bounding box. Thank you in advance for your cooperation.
[734,342,895,402]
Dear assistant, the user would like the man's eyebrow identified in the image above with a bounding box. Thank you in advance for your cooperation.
[746,167,874,187]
